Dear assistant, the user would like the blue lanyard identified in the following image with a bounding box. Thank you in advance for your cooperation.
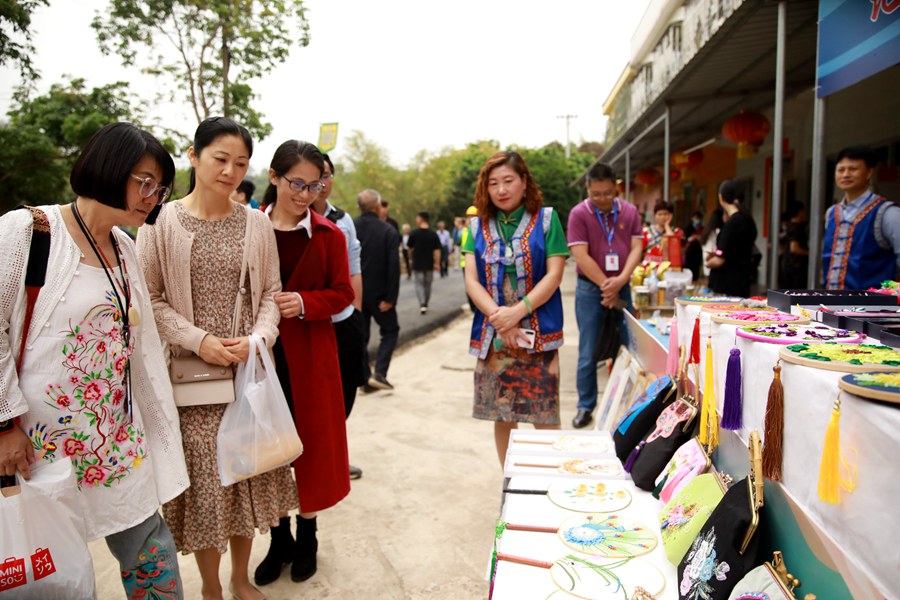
[594,199,618,248]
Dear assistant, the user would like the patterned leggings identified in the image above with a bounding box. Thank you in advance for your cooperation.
[105,511,183,600]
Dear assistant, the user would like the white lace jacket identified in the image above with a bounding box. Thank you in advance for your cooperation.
[0,205,189,504]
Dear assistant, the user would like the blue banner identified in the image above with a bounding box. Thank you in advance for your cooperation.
[818,0,900,97]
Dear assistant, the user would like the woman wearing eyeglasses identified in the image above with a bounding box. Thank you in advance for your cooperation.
[252,140,353,587]
[138,117,295,600]
[461,151,569,466]
[0,122,189,598]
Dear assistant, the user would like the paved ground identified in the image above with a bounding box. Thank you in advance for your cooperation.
[90,262,586,599]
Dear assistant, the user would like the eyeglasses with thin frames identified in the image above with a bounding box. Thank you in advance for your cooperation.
[131,174,172,205]
[281,176,324,195]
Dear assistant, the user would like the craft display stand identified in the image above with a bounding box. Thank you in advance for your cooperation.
[493,444,678,599]
[670,302,900,598]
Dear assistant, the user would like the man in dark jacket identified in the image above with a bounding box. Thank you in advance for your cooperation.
[355,189,402,390]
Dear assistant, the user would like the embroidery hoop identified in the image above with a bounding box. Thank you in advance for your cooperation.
[557,513,657,558]
[779,343,900,373]
[546,480,632,513]
[838,372,900,404]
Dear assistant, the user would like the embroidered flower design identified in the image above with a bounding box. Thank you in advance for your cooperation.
[680,527,730,600]
[83,381,103,402]
[63,437,85,456]
[661,503,699,531]
[40,297,144,489]
[115,425,130,443]
[82,464,107,486]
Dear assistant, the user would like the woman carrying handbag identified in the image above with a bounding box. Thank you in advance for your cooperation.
[0,123,189,598]
[137,117,296,600]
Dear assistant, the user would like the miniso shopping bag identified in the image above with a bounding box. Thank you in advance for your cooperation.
[0,459,96,599]
[217,333,303,486]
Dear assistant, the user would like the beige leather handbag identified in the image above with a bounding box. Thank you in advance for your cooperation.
[170,249,247,407]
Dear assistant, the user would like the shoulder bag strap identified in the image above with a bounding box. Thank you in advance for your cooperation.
[14,206,50,374]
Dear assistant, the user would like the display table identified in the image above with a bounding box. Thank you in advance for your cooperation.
[490,431,678,599]
[673,303,900,598]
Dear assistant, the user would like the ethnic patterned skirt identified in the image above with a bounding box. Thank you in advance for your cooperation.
[473,345,560,425]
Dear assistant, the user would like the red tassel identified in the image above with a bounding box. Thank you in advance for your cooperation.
[762,361,785,480]
[721,348,743,430]
[689,317,701,364]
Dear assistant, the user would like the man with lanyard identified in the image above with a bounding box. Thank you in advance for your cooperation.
[312,153,366,479]
[567,163,643,429]
[822,145,900,290]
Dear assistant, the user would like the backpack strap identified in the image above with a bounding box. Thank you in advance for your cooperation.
[14,205,50,374]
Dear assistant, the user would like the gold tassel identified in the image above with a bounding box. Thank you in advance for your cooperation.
[699,337,719,451]
[818,394,857,504]
[762,361,784,480]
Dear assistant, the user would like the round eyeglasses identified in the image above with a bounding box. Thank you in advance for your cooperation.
[281,176,324,195]
[131,175,172,205]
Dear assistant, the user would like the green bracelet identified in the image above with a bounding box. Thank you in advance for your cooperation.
[523,295,533,314]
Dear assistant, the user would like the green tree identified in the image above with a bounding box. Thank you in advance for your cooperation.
[0,78,148,213]
[92,0,311,141]
[521,142,595,225]
[0,0,49,84]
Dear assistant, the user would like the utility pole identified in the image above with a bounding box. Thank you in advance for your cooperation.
[557,114,578,159]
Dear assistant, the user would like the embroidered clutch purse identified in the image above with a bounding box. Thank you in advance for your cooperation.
[728,552,802,600]
[677,476,762,600]
[658,472,725,565]
[654,437,711,503]
[626,396,698,490]
[613,375,676,462]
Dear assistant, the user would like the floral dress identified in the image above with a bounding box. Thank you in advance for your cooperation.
[161,202,298,554]
[18,264,158,540]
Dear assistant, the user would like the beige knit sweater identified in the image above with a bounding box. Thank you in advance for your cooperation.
[136,201,281,355]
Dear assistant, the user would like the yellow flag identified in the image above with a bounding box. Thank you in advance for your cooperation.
[318,123,339,152]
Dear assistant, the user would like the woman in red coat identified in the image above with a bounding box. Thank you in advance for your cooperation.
[255,140,354,587]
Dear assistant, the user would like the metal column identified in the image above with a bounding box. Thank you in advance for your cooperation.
[663,106,671,203]
[625,150,631,203]
[808,25,827,290]
[769,1,786,289]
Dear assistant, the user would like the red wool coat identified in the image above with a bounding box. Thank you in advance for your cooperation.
[275,210,354,512]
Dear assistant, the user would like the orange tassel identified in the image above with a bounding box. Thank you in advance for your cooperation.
[762,361,784,480]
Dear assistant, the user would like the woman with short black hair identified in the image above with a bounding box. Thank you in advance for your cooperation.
[0,122,189,598]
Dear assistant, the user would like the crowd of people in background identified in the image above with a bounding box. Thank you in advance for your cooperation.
[0,111,895,599]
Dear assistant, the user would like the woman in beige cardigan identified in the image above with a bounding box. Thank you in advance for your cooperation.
[138,117,297,600]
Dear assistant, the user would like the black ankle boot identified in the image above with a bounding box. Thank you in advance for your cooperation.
[291,515,318,582]
[254,516,294,586]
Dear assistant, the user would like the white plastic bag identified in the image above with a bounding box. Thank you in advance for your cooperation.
[0,459,96,599]
[217,333,303,486]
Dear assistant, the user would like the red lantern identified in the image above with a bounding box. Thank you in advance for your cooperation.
[722,109,771,159]
[669,168,681,182]
[634,168,661,189]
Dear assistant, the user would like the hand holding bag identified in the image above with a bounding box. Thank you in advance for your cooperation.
[170,247,247,407]
[217,334,303,486]
[0,460,96,599]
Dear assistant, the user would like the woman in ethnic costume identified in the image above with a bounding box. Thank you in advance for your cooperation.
[137,117,296,600]
[252,140,353,586]
[461,151,569,465]
[0,122,189,598]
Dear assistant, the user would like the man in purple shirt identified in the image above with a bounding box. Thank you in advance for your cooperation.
[567,163,644,428]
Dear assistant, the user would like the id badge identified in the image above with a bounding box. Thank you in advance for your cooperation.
[605,253,620,272]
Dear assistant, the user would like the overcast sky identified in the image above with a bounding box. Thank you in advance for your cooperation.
[0,0,651,172]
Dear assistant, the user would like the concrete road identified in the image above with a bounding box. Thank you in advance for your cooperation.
[89,262,586,599]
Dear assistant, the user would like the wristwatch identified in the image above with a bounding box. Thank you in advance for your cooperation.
[0,418,19,435]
